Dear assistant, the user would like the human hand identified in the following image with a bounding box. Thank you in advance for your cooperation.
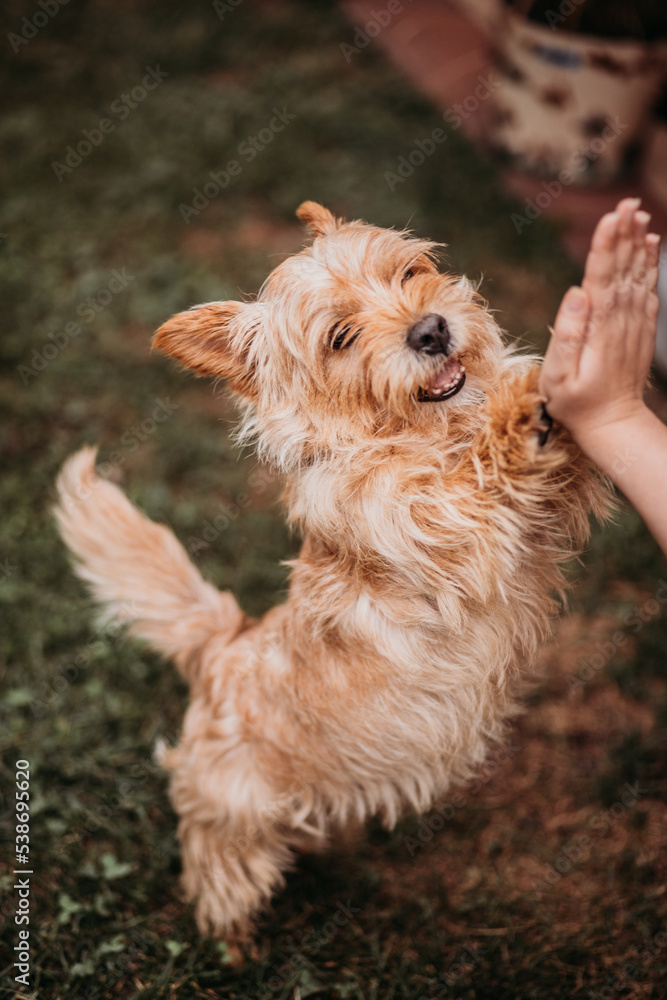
[539,198,661,453]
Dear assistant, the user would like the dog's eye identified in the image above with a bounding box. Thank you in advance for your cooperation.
[330,323,358,350]
[402,268,415,284]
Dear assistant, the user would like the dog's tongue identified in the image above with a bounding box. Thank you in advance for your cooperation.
[431,358,463,391]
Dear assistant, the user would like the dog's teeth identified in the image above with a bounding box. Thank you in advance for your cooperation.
[424,360,466,399]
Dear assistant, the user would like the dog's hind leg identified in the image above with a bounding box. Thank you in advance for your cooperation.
[177,814,294,959]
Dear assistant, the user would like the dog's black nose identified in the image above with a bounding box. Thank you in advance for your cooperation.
[407,314,451,355]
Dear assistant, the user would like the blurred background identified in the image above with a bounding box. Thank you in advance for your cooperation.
[1,2,666,997]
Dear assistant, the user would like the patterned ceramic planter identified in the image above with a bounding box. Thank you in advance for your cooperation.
[486,10,665,183]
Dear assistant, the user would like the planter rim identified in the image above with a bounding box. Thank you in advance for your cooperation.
[505,9,665,51]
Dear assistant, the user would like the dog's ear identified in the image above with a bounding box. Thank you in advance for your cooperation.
[152,301,259,398]
[296,201,341,238]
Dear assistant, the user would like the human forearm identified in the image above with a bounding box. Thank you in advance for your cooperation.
[574,406,667,556]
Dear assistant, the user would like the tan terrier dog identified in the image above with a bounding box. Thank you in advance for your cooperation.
[56,201,608,952]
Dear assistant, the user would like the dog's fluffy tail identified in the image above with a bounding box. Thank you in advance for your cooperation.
[54,447,245,681]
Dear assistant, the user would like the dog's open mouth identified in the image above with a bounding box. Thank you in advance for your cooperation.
[417,358,466,402]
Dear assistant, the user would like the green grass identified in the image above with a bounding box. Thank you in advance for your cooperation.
[1,1,666,997]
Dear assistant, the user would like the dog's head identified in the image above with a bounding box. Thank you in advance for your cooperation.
[154,202,506,468]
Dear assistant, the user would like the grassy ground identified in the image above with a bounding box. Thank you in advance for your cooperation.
[1,1,666,997]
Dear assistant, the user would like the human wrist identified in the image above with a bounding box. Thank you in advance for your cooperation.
[572,404,656,476]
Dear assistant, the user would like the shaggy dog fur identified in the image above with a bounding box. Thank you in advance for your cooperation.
[55,201,609,952]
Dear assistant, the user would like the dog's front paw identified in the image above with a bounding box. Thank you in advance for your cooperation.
[508,389,553,451]
[483,368,564,470]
